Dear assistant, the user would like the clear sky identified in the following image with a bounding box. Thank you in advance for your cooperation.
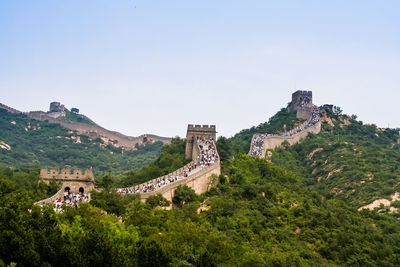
[1,1,399,138]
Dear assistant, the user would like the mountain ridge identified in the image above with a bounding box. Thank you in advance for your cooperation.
[0,102,172,150]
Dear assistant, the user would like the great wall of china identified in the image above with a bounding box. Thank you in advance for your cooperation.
[27,90,324,207]
[37,124,220,205]
[0,102,171,149]
[249,91,322,157]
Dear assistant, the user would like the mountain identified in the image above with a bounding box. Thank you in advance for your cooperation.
[229,107,400,212]
[2,95,400,266]
[2,153,400,266]
[0,102,172,150]
[0,108,164,174]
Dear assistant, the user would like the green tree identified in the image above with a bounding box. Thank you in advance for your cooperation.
[172,185,197,207]
[146,193,171,209]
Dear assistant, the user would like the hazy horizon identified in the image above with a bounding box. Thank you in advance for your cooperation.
[1,1,399,138]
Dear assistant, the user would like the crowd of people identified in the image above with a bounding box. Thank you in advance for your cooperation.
[282,106,320,137]
[117,137,219,195]
[54,190,89,212]
[197,137,218,167]
[250,104,320,157]
[249,133,266,157]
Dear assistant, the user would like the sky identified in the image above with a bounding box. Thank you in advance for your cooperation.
[0,0,399,138]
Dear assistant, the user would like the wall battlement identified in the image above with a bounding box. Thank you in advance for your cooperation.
[187,124,216,131]
[0,103,22,114]
[39,168,94,182]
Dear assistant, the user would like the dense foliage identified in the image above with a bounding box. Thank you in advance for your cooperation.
[230,108,301,153]
[268,113,400,209]
[0,109,163,174]
[58,111,95,125]
[2,104,400,266]
[2,157,400,266]
[229,108,400,209]
[0,166,58,201]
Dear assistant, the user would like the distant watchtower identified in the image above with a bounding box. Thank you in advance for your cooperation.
[185,125,217,159]
[289,90,313,112]
[49,102,61,113]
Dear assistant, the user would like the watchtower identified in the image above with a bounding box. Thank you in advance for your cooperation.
[185,124,217,159]
[39,168,95,194]
[49,102,61,113]
[289,90,313,112]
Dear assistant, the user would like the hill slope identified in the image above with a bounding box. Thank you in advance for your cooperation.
[2,156,400,266]
[0,108,164,174]
[0,102,172,150]
[229,107,400,210]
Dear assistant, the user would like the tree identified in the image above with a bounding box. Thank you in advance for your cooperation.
[71,108,79,114]
[172,185,197,207]
[333,106,343,116]
[216,136,233,161]
[146,193,171,209]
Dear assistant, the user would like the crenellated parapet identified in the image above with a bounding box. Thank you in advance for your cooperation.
[0,103,22,114]
[39,168,94,183]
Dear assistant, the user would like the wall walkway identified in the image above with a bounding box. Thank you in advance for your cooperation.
[117,138,220,203]
[249,106,321,157]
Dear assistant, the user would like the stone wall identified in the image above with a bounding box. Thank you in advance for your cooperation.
[0,103,22,114]
[140,162,221,203]
[261,120,321,156]
[36,186,92,205]
[27,111,172,149]
[296,107,314,120]
[124,136,221,204]
[1,103,172,149]
[35,187,65,205]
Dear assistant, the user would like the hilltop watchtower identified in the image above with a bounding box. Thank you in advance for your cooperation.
[185,124,217,159]
[289,90,313,112]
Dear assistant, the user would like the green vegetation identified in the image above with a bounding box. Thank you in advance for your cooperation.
[0,109,163,174]
[172,185,198,207]
[58,111,95,125]
[1,104,400,265]
[230,108,301,153]
[270,114,400,209]
[229,107,400,209]
[2,156,400,266]
[0,166,58,201]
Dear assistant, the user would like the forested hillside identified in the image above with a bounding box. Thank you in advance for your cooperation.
[230,108,302,153]
[2,104,400,266]
[0,108,163,174]
[2,156,400,266]
[228,107,400,210]
[271,114,400,209]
